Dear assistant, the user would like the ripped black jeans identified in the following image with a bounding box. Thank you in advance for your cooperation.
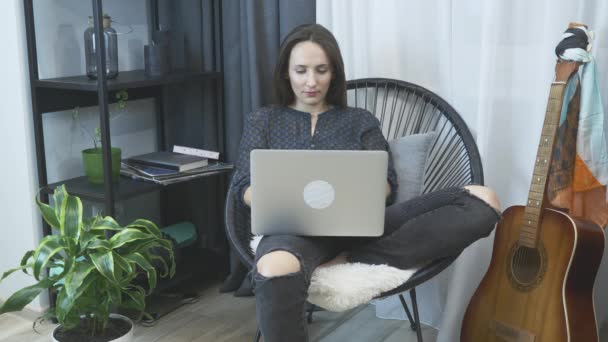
[252,187,502,342]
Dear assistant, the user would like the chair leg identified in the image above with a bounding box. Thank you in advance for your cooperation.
[254,328,261,342]
[398,294,416,330]
[409,288,423,342]
[307,303,316,323]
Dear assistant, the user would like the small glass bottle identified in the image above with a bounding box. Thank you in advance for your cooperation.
[84,15,119,79]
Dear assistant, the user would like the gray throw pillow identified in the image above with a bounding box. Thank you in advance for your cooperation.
[388,132,437,202]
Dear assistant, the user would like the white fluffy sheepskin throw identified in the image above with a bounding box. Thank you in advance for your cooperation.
[250,235,416,312]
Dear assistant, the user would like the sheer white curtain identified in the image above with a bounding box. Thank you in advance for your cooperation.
[318,0,608,340]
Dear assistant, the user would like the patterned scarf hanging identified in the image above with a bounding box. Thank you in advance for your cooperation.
[547,24,608,227]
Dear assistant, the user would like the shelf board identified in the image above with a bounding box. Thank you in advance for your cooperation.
[44,176,162,202]
[121,163,233,187]
[34,69,220,92]
[44,165,232,203]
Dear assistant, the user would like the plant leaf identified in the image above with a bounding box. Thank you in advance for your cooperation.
[151,239,176,278]
[106,283,122,306]
[109,228,154,249]
[121,286,145,313]
[90,251,118,285]
[59,193,82,241]
[86,239,113,252]
[122,238,175,278]
[79,230,103,251]
[1,264,33,283]
[121,240,158,255]
[35,191,60,229]
[47,254,75,287]
[32,235,66,280]
[55,287,71,325]
[124,252,157,293]
[149,254,169,278]
[20,250,35,275]
[52,185,67,221]
[56,273,97,325]
[64,261,95,298]
[0,278,55,315]
[90,216,123,232]
[61,235,78,258]
[113,253,133,287]
[81,216,97,231]
[126,219,161,237]
[141,239,176,279]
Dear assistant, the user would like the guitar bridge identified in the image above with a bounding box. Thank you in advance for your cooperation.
[490,320,536,342]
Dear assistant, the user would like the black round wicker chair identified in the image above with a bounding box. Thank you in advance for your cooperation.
[224,78,484,342]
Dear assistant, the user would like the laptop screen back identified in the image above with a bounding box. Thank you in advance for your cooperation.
[250,149,387,237]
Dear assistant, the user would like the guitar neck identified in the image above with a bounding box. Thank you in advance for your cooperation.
[519,82,568,247]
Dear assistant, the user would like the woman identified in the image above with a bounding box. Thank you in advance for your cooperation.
[230,23,501,342]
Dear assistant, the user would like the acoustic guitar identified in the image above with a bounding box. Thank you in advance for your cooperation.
[461,58,605,340]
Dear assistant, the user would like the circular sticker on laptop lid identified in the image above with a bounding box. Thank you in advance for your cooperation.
[303,180,335,209]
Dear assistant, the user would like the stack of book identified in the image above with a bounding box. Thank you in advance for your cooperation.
[120,151,233,185]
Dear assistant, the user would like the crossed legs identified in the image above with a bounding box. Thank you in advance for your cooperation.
[320,185,501,268]
[257,186,500,272]
[253,186,502,342]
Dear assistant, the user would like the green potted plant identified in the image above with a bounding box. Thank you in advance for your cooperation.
[73,89,129,184]
[0,185,175,342]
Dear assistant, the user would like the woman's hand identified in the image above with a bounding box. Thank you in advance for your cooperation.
[244,186,252,207]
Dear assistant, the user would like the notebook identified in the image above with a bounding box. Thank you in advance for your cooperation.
[126,151,208,172]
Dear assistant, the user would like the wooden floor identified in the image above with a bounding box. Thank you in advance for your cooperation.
[3,281,608,341]
[0,281,437,342]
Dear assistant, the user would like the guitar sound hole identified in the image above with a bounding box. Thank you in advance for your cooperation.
[507,244,546,291]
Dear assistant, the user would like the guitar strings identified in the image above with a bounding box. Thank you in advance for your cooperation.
[514,27,588,283]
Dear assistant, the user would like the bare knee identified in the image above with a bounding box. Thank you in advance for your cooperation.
[464,185,501,213]
[256,251,301,278]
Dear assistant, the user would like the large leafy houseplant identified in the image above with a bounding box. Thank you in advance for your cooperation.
[0,185,175,341]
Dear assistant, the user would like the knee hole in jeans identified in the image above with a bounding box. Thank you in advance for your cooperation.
[464,185,501,213]
[256,250,302,278]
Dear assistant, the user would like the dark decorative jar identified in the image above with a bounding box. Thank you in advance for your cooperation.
[84,15,118,79]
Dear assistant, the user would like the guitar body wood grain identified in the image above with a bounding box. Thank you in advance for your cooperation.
[461,206,604,342]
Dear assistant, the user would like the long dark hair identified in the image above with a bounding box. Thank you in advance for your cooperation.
[273,24,347,108]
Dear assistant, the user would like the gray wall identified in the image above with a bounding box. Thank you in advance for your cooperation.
[0,0,46,312]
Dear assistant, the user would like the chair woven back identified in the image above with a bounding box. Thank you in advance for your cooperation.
[346,78,483,193]
[225,78,484,271]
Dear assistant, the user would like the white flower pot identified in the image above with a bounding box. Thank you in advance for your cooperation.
[51,314,134,342]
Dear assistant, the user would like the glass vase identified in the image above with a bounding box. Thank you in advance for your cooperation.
[84,15,119,79]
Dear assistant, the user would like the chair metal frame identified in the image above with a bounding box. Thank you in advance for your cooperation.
[225,78,484,342]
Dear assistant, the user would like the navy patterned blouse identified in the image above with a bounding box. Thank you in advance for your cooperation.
[230,105,399,208]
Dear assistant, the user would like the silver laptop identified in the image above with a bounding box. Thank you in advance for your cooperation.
[250,149,388,236]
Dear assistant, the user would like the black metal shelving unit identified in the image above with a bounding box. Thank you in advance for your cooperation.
[23,0,228,313]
